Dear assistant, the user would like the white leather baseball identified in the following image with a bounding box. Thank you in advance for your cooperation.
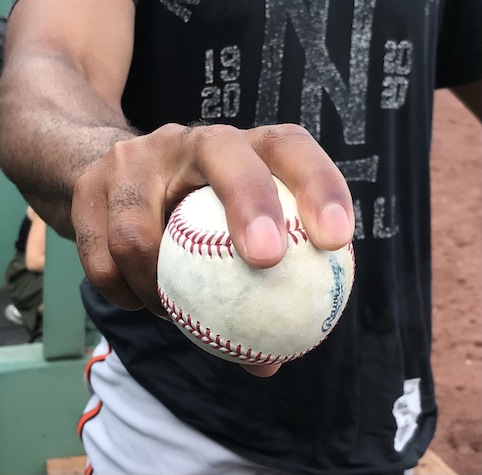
[157,176,355,365]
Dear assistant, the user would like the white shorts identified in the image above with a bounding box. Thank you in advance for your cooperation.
[79,337,282,475]
[79,338,414,475]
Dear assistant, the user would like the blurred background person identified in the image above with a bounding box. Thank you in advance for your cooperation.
[4,205,45,341]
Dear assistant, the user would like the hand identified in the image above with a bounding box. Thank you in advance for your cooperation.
[72,123,355,377]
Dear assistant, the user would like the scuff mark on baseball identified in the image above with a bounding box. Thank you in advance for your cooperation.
[157,176,355,365]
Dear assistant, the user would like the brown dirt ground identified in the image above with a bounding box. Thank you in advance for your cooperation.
[430,89,482,475]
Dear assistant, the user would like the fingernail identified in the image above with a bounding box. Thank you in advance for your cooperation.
[318,203,351,245]
[245,216,284,261]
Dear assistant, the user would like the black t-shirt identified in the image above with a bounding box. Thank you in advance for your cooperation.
[81,1,482,474]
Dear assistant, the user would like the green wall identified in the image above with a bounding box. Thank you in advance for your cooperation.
[0,229,93,475]
[0,0,11,16]
[0,344,89,475]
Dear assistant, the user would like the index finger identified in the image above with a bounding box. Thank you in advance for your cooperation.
[179,124,289,270]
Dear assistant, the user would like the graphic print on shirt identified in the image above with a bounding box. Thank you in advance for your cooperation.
[255,0,376,146]
[159,0,201,23]
[195,0,425,243]
[381,40,414,109]
[160,0,433,242]
[392,378,422,452]
[201,46,241,119]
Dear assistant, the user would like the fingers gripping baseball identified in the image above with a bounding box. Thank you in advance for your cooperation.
[245,124,355,251]
[177,123,354,269]
[71,123,354,373]
[186,124,289,269]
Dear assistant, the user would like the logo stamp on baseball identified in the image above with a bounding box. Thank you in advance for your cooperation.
[157,176,355,365]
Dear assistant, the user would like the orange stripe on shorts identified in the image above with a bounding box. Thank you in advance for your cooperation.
[77,400,103,439]
[84,344,112,385]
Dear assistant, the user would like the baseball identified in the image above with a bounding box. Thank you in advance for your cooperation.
[157,176,355,365]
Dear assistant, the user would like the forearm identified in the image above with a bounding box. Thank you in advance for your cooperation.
[0,53,138,238]
[25,214,46,273]
[26,253,45,274]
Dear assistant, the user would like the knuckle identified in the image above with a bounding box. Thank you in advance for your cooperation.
[87,263,124,295]
[108,225,156,264]
[263,123,312,142]
[158,122,185,137]
[254,124,314,162]
[73,172,89,198]
[107,136,152,168]
[151,123,185,145]
[106,139,137,169]
[195,124,241,145]
[108,138,132,158]
[178,124,243,168]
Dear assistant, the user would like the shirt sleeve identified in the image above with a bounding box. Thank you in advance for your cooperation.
[435,0,482,88]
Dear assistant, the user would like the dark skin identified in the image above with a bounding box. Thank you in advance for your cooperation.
[0,0,480,377]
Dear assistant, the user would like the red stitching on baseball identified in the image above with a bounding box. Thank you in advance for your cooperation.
[206,234,215,257]
[157,240,355,363]
[157,285,329,364]
[166,196,308,259]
